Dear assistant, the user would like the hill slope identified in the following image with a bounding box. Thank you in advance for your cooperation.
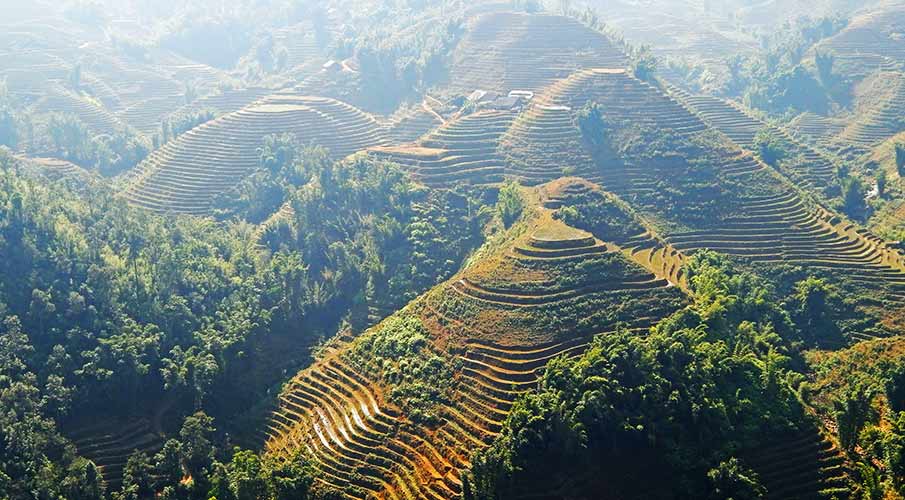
[263,179,687,499]
[447,11,627,94]
[120,95,388,214]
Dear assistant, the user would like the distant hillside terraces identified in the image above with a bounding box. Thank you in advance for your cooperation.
[542,68,905,328]
[68,418,165,491]
[816,5,905,75]
[448,12,628,94]
[667,86,838,189]
[120,95,388,215]
[368,110,517,187]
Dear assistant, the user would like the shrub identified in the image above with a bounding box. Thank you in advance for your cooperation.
[630,45,658,82]
[753,129,787,167]
[841,176,866,219]
[834,382,875,452]
[876,169,887,197]
[576,102,607,147]
[497,181,524,228]
[815,51,834,84]
[707,458,766,500]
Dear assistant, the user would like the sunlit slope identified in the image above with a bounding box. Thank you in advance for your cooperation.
[540,69,905,329]
[667,86,838,190]
[447,11,627,94]
[262,181,686,499]
[368,110,516,187]
[120,95,388,214]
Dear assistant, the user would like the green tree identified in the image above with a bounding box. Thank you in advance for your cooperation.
[120,452,155,499]
[154,440,183,489]
[753,129,786,166]
[179,411,216,479]
[886,362,905,413]
[876,168,888,197]
[264,452,315,500]
[496,181,524,228]
[631,45,658,82]
[226,449,266,500]
[707,458,766,500]
[841,176,866,219]
[576,102,607,147]
[60,458,105,500]
[834,382,874,452]
[789,277,841,344]
[815,51,834,84]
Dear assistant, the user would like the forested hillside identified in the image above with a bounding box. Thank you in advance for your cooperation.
[3,0,905,499]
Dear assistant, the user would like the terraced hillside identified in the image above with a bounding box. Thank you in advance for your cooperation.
[836,72,905,150]
[539,68,905,323]
[30,87,124,137]
[815,5,905,74]
[68,418,165,490]
[384,104,444,144]
[273,22,324,71]
[598,1,756,65]
[448,11,627,94]
[745,427,850,500]
[500,102,601,184]
[540,178,688,289]
[263,181,687,499]
[667,88,838,188]
[368,110,516,187]
[120,95,388,214]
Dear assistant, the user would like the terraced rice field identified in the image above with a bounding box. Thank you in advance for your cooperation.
[537,69,707,136]
[668,88,838,187]
[21,155,91,180]
[837,72,905,149]
[31,88,124,137]
[448,12,627,94]
[500,102,601,184]
[540,68,905,324]
[273,22,323,71]
[121,95,388,214]
[384,104,444,144]
[816,6,905,74]
[368,110,516,187]
[541,180,688,289]
[68,418,165,490]
[787,112,860,160]
[745,428,850,500]
[177,87,273,116]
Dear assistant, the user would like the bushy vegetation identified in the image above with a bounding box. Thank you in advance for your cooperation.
[0,82,29,150]
[155,108,217,148]
[0,144,484,496]
[42,113,150,176]
[496,181,524,228]
[721,16,849,116]
[752,128,788,167]
[345,315,453,424]
[804,339,905,497]
[333,16,464,112]
[554,189,641,243]
[466,254,806,499]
